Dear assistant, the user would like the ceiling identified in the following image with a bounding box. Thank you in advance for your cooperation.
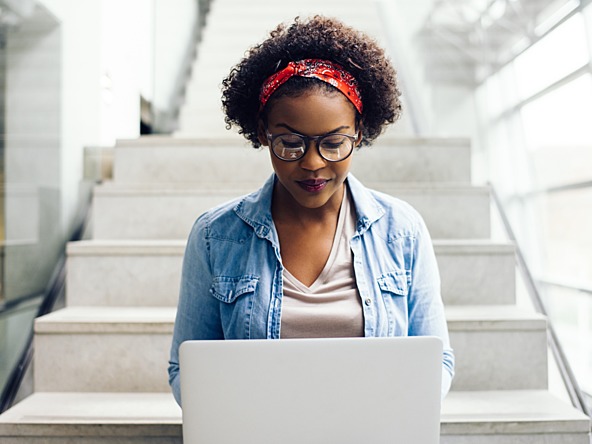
[417,0,585,84]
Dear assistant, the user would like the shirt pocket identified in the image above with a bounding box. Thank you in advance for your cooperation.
[210,275,259,303]
[210,275,260,339]
[377,271,409,297]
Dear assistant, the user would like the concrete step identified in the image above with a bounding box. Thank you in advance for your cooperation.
[33,305,545,392]
[0,391,588,443]
[33,307,175,393]
[66,240,184,307]
[440,390,591,443]
[0,392,182,443]
[446,305,547,391]
[112,136,472,185]
[91,184,491,240]
[66,239,515,308]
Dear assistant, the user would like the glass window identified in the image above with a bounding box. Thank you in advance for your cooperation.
[521,73,592,150]
[515,13,589,100]
[538,188,592,284]
[543,285,592,395]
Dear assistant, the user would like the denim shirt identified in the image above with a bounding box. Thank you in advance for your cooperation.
[168,174,454,405]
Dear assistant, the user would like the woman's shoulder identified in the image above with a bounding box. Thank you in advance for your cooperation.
[190,185,270,242]
[349,178,426,238]
[372,190,424,229]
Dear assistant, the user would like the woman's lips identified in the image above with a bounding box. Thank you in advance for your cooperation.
[297,179,328,192]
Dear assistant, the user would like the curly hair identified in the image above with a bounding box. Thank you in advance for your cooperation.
[221,15,402,148]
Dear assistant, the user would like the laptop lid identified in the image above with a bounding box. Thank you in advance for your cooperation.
[180,336,442,444]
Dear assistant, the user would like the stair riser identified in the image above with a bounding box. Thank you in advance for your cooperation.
[0,438,181,443]
[441,434,589,444]
[34,333,171,393]
[67,254,181,307]
[113,146,270,185]
[437,251,516,305]
[92,189,490,240]
[113,144,471,185]
[66,245,514,307]
[449,329,548,391]
[1,433,588,444]
[33,322,545,392]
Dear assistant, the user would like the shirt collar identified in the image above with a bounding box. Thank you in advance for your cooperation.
[233,174,277,241]
[345,173,385,234]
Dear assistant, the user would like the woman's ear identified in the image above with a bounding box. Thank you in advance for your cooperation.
[355,122,364,147]
[257,119,268,147]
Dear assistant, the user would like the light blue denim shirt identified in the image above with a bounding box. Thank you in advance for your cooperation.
[168,174,454,405]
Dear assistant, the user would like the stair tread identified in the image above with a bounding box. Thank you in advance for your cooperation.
[34,305,545,334]
[0,391,588,436]
[67,238,513,255]
[441,390,590,434]
[446,305,546,331]
[0,392,181,436]
[116,135,471,147]
[34,306,176,334]
[94,181,490,193]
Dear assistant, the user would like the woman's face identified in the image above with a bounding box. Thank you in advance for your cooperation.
[258,91,361,212]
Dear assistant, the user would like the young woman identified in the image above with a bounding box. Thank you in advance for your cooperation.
[168,15,454,405]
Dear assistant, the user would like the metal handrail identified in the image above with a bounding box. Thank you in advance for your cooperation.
[538,278,592,296]
[489,183,591,417]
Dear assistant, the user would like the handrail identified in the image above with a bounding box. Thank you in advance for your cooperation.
[538,278,592,296]
[0,186,93,413]
[489,183,591,417]
[0,293,43,315]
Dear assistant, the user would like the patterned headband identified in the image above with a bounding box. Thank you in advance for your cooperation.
[259,59,363,113]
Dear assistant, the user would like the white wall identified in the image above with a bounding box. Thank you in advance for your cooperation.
[154,0,198,119]
[36,0,198,233]
[99,0,154,145]
[37,0,103,233]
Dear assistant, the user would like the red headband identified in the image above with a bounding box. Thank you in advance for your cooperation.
[259,59,363,113]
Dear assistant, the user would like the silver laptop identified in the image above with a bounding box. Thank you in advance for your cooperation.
[180,336,442,444]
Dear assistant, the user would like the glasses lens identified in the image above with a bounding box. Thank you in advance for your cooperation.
[272,134,305,160]
[319,135,353,161]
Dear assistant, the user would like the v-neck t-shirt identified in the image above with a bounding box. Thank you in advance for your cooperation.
[280,188,364,338]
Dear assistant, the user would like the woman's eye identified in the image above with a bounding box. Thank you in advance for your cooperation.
[282,141,303,149]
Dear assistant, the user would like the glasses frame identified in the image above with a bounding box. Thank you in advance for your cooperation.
[265,130,359,162]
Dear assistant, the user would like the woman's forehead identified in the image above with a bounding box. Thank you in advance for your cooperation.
[265,91,357,133]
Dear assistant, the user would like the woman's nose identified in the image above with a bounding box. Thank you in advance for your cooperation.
[298,142,326,171]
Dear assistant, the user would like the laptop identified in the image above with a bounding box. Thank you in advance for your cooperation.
[180,336,442,444]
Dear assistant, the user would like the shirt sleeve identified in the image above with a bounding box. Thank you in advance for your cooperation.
[168,215,224,406]
[407,214,455,400]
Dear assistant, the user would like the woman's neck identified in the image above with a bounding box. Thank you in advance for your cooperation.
[271,182,344,227]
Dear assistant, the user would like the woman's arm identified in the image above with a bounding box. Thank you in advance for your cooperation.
[407,216,455,399]
[168,216,224,406]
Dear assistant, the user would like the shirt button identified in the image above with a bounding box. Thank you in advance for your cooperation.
[364,298,372,306]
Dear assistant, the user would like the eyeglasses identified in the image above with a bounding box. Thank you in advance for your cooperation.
[265,130,358,162]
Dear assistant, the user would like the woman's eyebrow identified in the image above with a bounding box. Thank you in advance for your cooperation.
[275,123,351,135]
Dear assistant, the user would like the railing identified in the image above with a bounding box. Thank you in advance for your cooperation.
[489,184,591,417]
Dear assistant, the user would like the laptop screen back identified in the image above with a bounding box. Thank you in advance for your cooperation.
[180,336,442,444]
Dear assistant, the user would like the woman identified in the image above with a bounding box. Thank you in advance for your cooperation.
[168,15,454,405]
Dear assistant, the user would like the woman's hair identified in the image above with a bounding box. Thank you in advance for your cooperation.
[221,15,402,148]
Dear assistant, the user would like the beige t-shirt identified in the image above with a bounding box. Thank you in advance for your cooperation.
[280,188,364,338]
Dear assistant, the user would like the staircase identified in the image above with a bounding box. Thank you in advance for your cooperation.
[1,0,591,443]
